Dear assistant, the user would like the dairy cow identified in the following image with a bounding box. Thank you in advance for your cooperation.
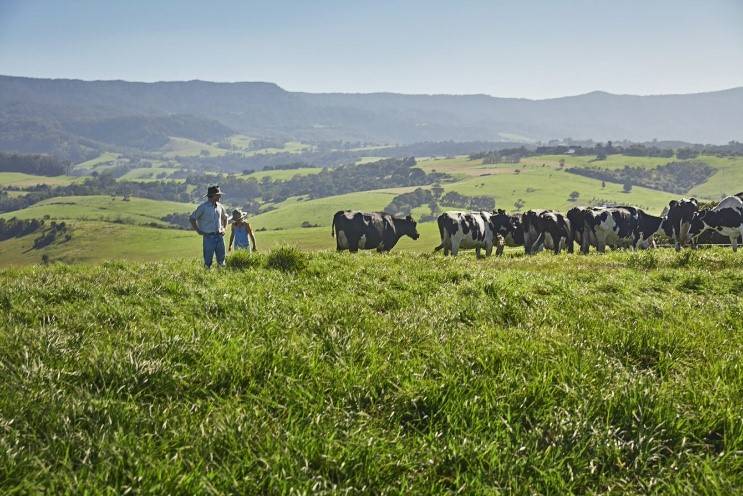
[569,206,664,253]
[434,211,498,257]
[489,209,524,255]
[662,198,699,251]
[522,209,572,255]
[566,206,597,253]
[331,210,419,252]
[689,195,743,251]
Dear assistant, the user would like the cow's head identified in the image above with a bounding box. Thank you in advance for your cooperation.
[399,214,420,240]
[489,209,513,236]
[688,211,708,240]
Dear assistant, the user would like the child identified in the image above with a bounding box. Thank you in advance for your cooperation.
[228,209,257,253]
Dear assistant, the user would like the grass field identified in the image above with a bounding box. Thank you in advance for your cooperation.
[0,172,80,188]
[250,190,406,230]
[0,195,194,227]
[72,152,120,171]
[1,249,741,493]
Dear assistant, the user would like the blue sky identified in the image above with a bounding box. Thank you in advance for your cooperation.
[0,0,741,98]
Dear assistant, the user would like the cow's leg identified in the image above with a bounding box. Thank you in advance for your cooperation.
[485,241,493,257]
[495,235,504,256]
[597,238,606,253]
[451,240,459,256]
[476,247,482,258]
[348,237,359,253]
[550,231,561,254]
[731,235,738,252]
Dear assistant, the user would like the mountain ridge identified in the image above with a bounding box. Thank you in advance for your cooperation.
[1,75,742,157]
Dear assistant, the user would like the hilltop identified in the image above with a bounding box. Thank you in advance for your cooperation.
[1,249,741,493]
[2,76,742,159]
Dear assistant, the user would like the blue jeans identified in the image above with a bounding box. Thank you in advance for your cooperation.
[203,233,226,268]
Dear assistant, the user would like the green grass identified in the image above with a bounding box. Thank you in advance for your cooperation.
[73,152,119,171]
[687,155,743,200]
[443,166,679,213]
[1,249,741,493]
[250,190,406,230]
[0,172,80,188]
[0,195,194,227]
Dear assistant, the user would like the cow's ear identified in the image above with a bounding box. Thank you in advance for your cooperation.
[405,214,413,221]
[690,198,698,205]
[669,200,677,207]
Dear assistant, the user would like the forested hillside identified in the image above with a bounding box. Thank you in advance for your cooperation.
[2,76,742,158]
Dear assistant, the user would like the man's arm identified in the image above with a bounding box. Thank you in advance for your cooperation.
[247,223,257,251]
[190,205,203,235]
[220,207,229,234]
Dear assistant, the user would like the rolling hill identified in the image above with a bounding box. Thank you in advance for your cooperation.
[1,76,742,156]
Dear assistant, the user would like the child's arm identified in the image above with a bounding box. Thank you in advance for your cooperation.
[228,227,235,252]
[247,223,257,251]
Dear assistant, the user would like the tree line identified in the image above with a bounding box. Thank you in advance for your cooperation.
[0,217,71,248]
[0,152,70,176]
[384,185,495,221]
[567,161,715,194]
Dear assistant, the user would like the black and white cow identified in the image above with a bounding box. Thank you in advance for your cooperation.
[689,195,743,251]
[522,209,572,255]
[331,210,419,252]
[569,206,664,253]
[661,198,699,251]
[566,206,596,253]
[489,209,524,256]
[434,211,498,257]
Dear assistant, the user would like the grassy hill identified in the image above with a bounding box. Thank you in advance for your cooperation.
[1,153,740,264]
[0,172,80,188]
[0,195,194,227]
[1,249,741,493]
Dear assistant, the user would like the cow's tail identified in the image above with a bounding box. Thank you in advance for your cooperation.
[331,214,336,238]
[433,214,446,252]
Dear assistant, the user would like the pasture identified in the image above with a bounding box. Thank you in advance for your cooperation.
[0,172,80,188]
[0,195,194,227]
[1,249,741,493]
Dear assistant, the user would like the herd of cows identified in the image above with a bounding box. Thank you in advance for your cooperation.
[331,193,743,256]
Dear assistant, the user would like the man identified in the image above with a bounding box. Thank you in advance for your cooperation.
[190,185,229,268]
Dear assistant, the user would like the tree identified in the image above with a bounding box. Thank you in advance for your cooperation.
[431,183,444,200]
[623,182,633,193]
[569,191,580,202]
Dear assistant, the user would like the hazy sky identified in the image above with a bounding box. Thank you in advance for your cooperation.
[0,0,741,98]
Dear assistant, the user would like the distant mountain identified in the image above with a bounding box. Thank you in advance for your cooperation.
[1,75,741,160]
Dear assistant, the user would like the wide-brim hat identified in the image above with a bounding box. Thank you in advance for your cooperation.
[231,209,247,222]
[205,185,224,198]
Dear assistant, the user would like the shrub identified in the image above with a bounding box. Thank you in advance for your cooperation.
[226,250,263,270]
[266,245,307,272]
